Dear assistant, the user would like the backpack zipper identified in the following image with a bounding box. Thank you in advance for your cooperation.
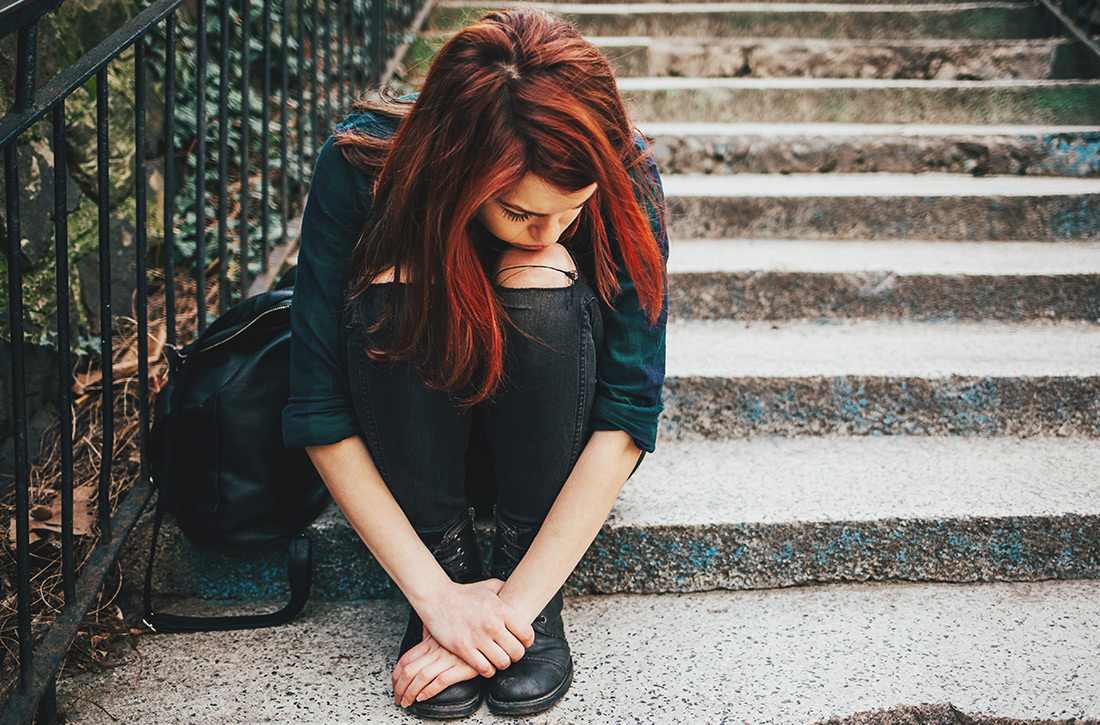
[176,303,292,362]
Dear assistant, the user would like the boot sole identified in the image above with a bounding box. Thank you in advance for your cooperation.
[485,661,574,716]
[406,690,483,720]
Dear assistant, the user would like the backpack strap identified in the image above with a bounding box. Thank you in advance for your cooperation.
[142,490,313,633]
[142,300,315,633]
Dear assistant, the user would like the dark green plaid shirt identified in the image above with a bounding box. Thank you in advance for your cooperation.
[283,109,669,452]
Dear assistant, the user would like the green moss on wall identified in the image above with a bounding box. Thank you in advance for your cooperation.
[0,193,102,344]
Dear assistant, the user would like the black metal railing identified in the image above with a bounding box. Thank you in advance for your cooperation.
[1041,0,1100,69]
[0,0,427,721]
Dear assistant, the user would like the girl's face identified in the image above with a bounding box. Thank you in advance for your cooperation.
[476,173,597,251]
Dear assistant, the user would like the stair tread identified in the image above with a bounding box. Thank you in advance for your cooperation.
[667,239,1100,274]
[619,77,1100,88]
[593,35,1067,46]
[57,581,1100,723]
[296,438,1100,530]
[620,436,1100,526]
[439,1,1037,12]
[640,121,1100,135]
[665,319,1100,377]
[662,172,1100,196]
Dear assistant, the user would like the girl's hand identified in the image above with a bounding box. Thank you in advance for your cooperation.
[392,632,481,708]
[415,578,533,677]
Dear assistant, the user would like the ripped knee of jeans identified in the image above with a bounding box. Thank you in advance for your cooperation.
[494,243,577,289]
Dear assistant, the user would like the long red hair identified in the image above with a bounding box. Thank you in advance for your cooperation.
[337,6,665,403]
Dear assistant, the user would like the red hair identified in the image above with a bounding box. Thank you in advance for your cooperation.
[337,6,665,403]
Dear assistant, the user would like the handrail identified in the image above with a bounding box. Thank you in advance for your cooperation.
[0,0,62,39]
[0,0,185,147]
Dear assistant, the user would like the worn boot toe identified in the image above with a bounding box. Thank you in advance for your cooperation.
[485,590,572,716]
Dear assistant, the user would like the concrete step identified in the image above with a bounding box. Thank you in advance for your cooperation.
[555,0,1026,5]
[431,2,1049,41]
[667,239,1100,321]
[662,172,1100,241]
[596,37,1078,80]
[125,435,1100,601]
[662,319,1100,438]
[641,122,1100,176]
[58,580,1100,723]
[620,77,1100,125]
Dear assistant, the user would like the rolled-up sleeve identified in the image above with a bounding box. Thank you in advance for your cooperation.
[590,132,670,453]
[282,134,375,448]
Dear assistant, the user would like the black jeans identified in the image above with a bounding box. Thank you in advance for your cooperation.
[346,276,603,535]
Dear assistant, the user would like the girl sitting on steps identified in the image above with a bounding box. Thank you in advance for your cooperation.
[283,6,668,717]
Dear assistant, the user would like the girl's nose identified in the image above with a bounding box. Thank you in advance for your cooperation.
[532,218,563,244]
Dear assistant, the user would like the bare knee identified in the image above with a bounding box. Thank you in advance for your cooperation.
[494,243,576,289]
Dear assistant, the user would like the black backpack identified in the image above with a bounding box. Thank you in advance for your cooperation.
[144,281,330,632]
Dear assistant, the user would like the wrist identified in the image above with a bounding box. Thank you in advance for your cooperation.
[401,565,455,616]
[498,564,564,622]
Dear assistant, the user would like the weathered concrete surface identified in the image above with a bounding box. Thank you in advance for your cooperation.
[669,194,1100,241]
[822,704,1100,725]
[666,239,1100,276]
[667,239,1100,319]
[599,37,1067,80]
[126,435,1100,600]
[671,271,1100,321]
[664,171,1100,199]
[642,123,1100,176]
[666,236,1100,321]
[57,581,1100,723]
[663,374,1100,438]
[130,498,1100,599]
[663,172,1100,241]
[543,0,1028,5]
[578,515,1100,591]
[619,78,1100,125]
[431,3,1048,41]
[614,437,1100,526]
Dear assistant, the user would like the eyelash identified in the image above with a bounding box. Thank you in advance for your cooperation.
[502,209,530,222]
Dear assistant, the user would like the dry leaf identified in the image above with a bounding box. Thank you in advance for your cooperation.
[8,518,46,545]
[7,486,96,545]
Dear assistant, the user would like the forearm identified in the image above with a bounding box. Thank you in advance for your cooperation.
[497,429,641,620]
[306,436,451,610]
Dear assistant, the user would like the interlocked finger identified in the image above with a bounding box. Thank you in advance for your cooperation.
[482,640,514,672]
[396,655,452,707]
[503,609,536,649]
[415,665,473,703]
[457,645,495,678]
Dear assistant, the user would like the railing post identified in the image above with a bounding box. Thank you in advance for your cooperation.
[52,99,76,607]
[95,66,114,544]
[240,0,252,294]
[279,0,290,250]
[260,0,273,268]
[195,0,209,334]
[14,22,37,110]
[164,12,178,346]
[310,0,321,160]
[6,126,34,697]
[135,33,151,482]
[371,0,385,85]
[217,0,231,313]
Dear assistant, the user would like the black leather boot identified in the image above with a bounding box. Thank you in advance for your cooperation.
[485,515,573,716]
[400,508,485,719]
